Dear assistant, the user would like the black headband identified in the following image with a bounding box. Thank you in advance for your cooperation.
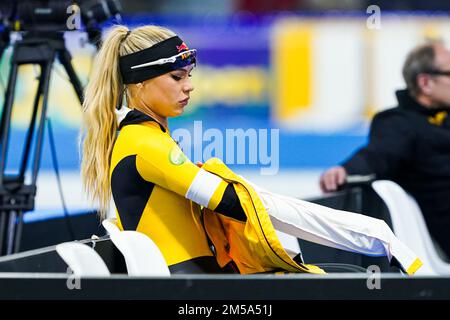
[119,36,195,84]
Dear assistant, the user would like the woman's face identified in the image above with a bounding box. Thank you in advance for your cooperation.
[132,65,195,119]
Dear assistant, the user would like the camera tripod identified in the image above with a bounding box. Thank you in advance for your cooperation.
[0,32,84,255]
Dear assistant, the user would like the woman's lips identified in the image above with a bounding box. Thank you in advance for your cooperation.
[179,98,189,106]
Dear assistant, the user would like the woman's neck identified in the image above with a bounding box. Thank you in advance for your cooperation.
[127,92,169,131]
[142,108,168,130]
[129,104,168,131]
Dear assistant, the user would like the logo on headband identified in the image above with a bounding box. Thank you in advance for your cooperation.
[176,42,189,52]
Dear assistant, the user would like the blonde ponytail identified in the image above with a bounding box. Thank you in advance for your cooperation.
[80,25,176,220]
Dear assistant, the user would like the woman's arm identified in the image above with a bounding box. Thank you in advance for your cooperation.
[136,135,246,221]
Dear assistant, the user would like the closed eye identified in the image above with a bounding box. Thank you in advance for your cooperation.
[171,72,193,81]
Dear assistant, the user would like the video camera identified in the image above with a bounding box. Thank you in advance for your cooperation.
[0,0,122,44]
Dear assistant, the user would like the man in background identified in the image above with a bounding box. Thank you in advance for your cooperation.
[319,41,450,258]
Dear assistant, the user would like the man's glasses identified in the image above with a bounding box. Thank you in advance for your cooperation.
[424,70,450,77]
[131,49,197,70]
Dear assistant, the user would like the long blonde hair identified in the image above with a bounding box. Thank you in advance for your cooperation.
[80,25,176,220]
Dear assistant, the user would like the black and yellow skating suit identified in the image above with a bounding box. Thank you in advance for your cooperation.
[110,108,245,274]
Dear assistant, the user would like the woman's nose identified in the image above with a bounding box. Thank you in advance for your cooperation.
[183,79,194,93]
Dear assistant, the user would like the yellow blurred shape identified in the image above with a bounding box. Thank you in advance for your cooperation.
[272,21,312,120]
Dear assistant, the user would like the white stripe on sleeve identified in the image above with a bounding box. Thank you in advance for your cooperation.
[185,169,223,207]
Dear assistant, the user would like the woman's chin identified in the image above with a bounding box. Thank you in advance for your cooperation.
[170,109,184,117]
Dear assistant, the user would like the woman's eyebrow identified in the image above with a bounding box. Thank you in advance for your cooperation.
[173,68,193,75]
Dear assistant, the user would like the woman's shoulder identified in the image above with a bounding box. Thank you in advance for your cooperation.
[117,122,173,149]
[120,121,165,137]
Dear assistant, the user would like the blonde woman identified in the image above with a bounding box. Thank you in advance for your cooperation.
[80,25,422,275]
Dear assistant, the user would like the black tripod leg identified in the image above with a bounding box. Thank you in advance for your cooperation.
[13,210,23,253]
[19,69,46,181]
[31,61,54,185]
[12,66,47,253]
[0,63,19,178]
[59,49,84,105]
[0,60,19,256]
[6,210,16,255]
[6,61,53,255]
[0,211,6,254]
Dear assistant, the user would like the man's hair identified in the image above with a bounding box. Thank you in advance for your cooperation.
[402,40,443,97]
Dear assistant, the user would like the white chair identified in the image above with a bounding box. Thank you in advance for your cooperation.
[372,180,450,276]
[102,218,121,234]
[56,242,110,277]
[102,219,170,276]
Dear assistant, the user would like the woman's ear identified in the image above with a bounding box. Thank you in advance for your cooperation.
[136,82,143,89]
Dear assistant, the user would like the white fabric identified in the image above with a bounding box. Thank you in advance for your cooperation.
[115,105,133,126]
[185,169,223,207]
[246,179,420,274]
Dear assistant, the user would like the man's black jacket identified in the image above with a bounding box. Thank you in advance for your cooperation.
[342,89,450,256]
